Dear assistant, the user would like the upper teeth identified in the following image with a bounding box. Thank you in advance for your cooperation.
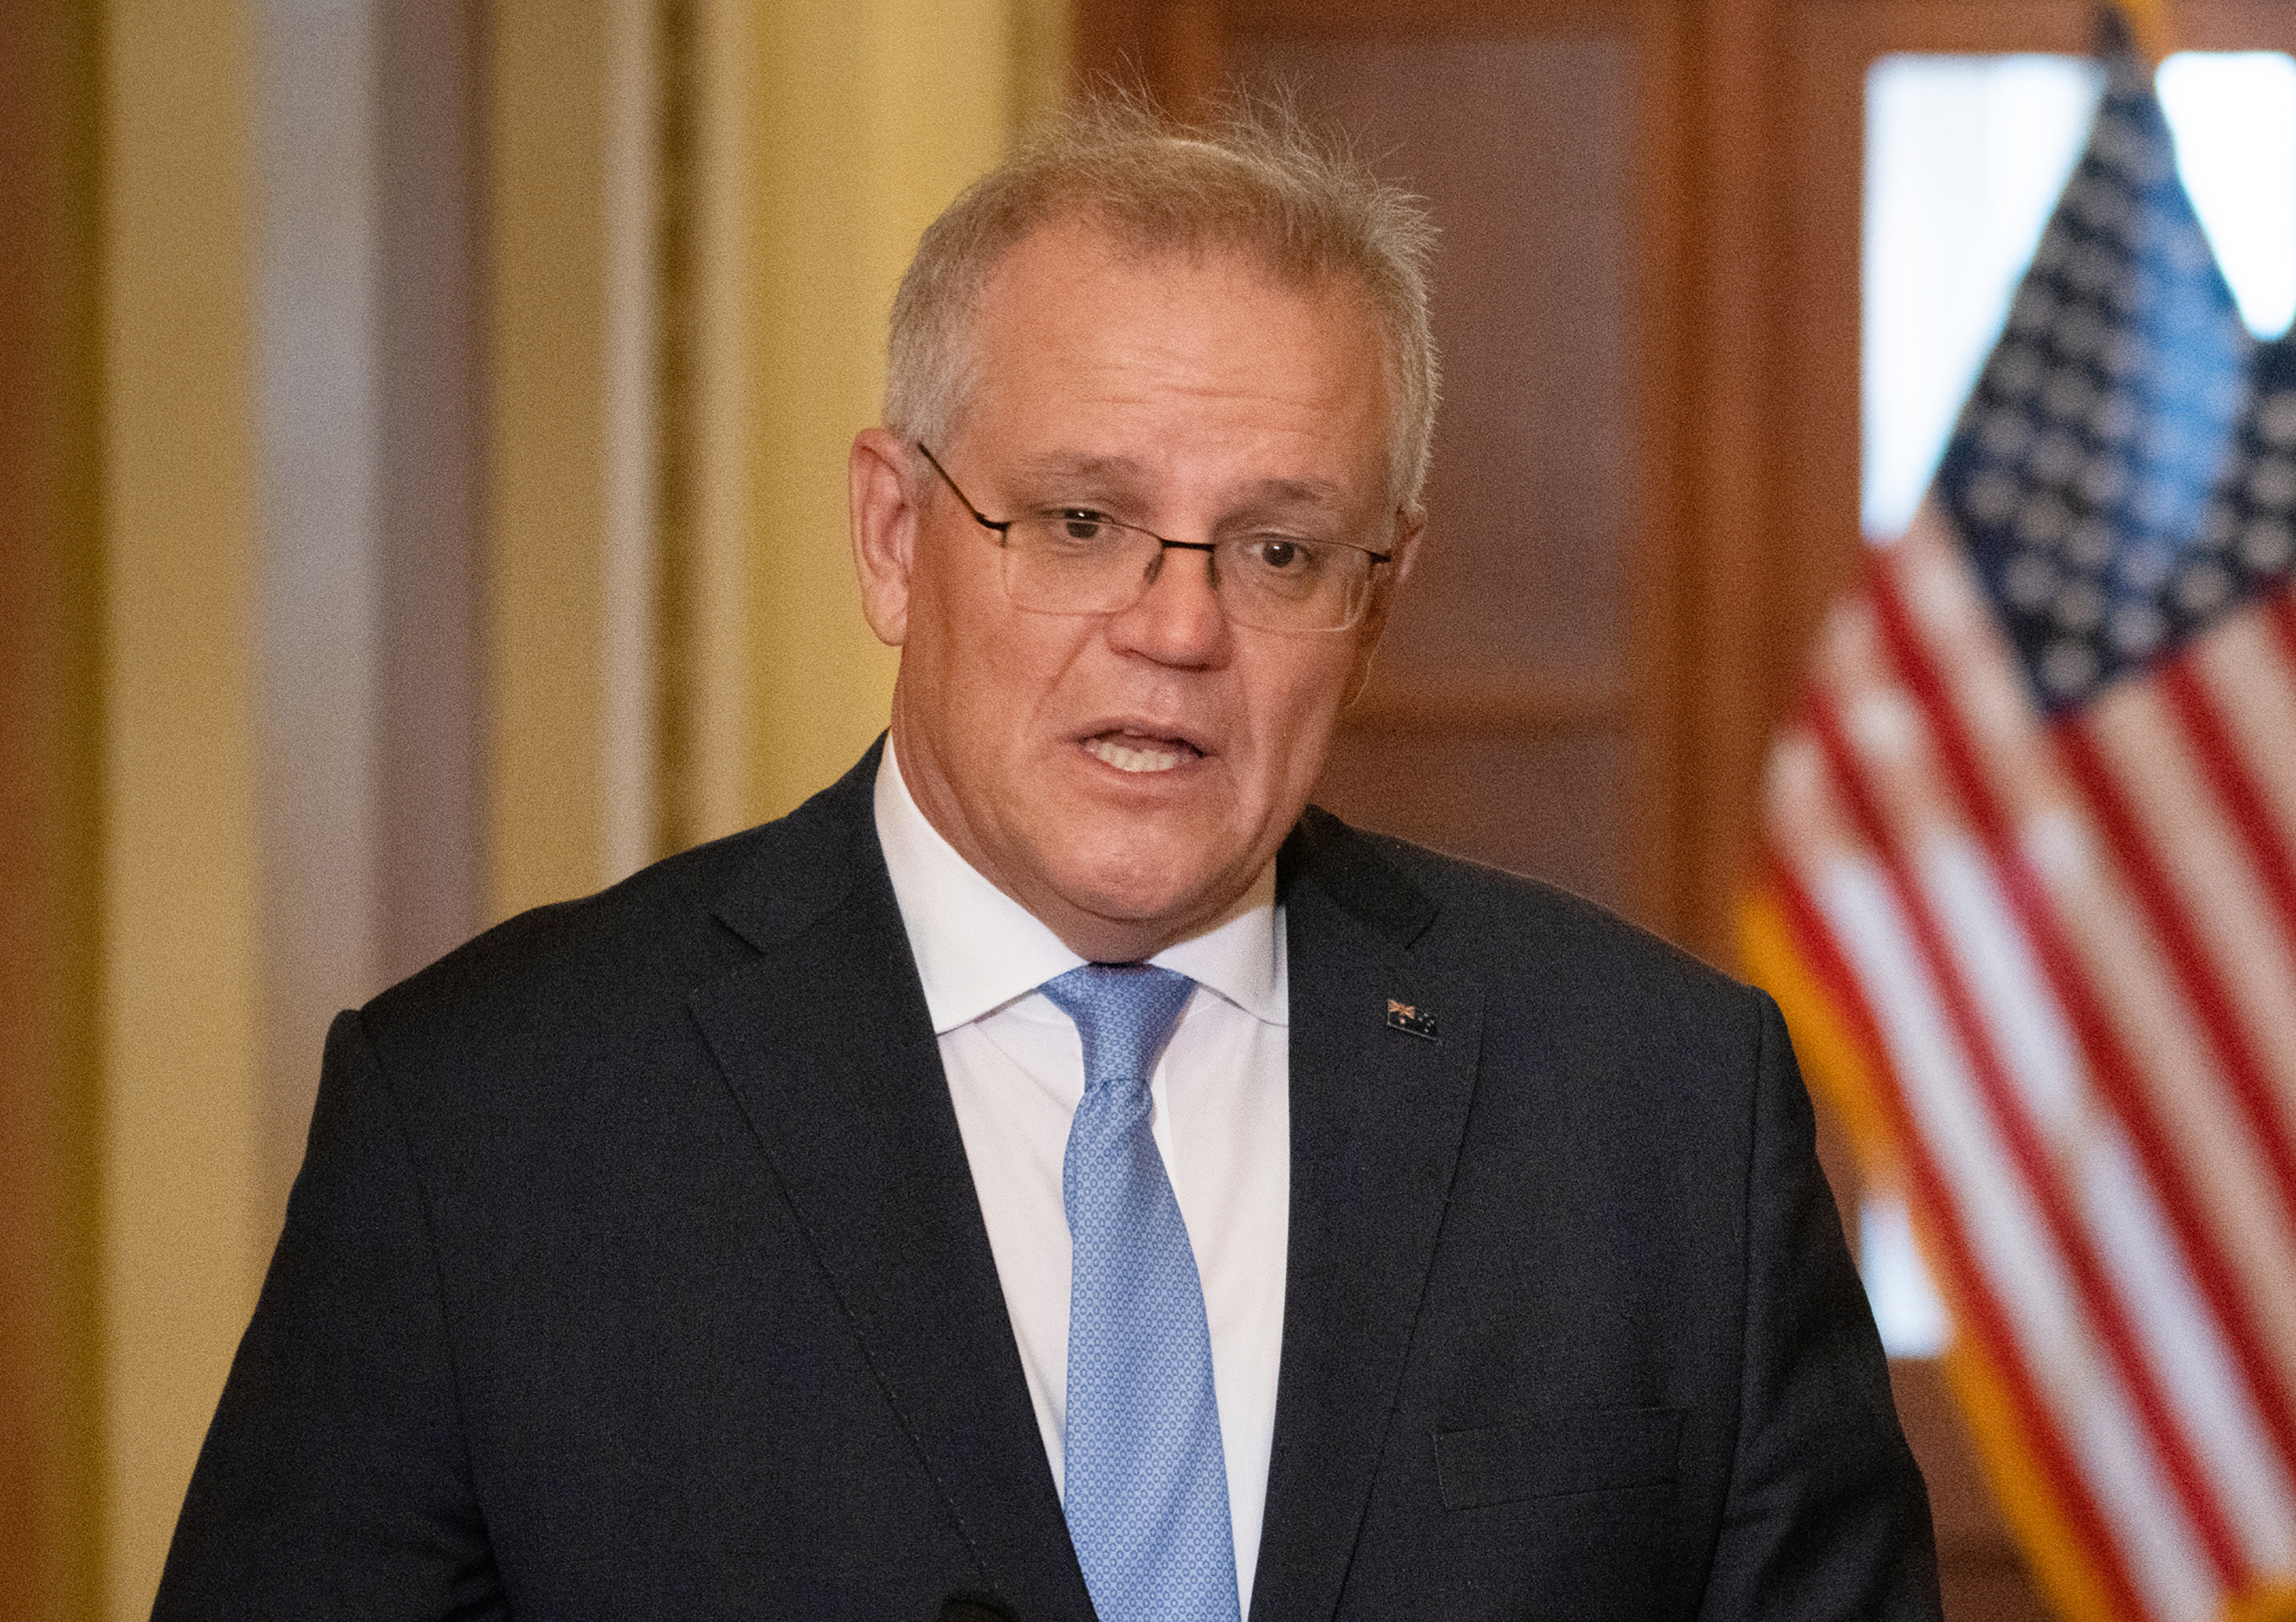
[1087,737,1184,773]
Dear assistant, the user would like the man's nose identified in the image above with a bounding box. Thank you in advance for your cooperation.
[1108,542,1227,665]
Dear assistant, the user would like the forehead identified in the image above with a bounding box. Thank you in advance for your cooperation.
[953,223,1393,503]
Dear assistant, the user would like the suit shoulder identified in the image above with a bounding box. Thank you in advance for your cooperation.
[363,748,883,1054]
[359,823,765,1048]
[1290,806,1759,1029]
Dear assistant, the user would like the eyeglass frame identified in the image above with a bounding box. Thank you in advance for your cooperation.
[915,441,1395,635]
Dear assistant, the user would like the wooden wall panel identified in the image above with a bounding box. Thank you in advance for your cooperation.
[0,8,104,1617]
[1228,0,1643,31]
[1290,33,1632,689]
[1678,0,1798,961]
[1799,0,2296,59]
[1230,25,1643,916]
[1624,0,1696,942]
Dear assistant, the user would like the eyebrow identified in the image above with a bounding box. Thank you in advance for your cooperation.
[1001,451,1351,512]
[1004,451,1145,485]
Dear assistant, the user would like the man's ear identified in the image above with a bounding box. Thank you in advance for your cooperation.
[850,427,920,647]
[1343,506,1424,705]
[1386,505,1425,587]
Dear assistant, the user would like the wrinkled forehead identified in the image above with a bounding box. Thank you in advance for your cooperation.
[950,222,1402,497]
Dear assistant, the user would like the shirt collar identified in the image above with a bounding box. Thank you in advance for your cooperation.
[873,737,1286,1034]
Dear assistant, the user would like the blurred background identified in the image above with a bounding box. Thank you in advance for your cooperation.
[6,1,2294,1618]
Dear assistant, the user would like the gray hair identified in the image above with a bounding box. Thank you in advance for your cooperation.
[883,94,1441,513]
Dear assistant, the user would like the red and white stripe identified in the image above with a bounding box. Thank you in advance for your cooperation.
[1763,502,2296,1622]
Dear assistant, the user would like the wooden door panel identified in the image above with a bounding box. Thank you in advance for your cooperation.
[1228,24,1638,908]
[1234,29,1633,689]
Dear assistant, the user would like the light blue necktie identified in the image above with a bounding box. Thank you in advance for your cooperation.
[1040,963,1241,1622]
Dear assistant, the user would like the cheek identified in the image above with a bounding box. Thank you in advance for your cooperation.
[915,537,997,642]
[912,549,1020,695]
[1236,654,1355,800]
[929,598,1091,751]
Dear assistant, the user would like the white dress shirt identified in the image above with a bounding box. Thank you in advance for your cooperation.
[872,741,1290,1611]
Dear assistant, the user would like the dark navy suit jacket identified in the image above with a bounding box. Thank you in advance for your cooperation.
[154,742,1940,1621]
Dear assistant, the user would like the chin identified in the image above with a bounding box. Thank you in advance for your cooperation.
[1062,869,1199,929]
[1056,844,1239,933]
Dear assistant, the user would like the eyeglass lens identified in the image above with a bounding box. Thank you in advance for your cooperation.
[998,515,1372,633]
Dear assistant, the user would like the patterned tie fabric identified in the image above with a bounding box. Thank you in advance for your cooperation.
[1039,963,1241,1622]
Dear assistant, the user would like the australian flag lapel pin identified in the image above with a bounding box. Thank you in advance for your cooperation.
[1385,998,1438,1041]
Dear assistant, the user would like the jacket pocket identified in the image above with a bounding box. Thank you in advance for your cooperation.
[1434,1405,1684,1510]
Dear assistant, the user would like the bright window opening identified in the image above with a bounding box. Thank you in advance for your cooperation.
[1862,51,2296,541]
[1860,1194,1951,1359]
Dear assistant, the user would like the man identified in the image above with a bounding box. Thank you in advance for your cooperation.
[158,103,1939,1621]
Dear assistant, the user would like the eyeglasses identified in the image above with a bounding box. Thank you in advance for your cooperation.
[917,443,1392,635]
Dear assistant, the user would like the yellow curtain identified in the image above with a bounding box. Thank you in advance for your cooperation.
[679,0,1066,841]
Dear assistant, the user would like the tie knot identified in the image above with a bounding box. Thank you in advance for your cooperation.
[1040,962,1195,1092]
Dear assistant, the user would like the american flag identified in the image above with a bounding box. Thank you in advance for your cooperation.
[1741,22,2296,1622]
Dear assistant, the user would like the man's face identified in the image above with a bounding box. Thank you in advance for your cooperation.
[851,222,1415,961]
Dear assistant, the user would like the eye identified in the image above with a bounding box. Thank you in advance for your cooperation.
[1243,535,1318,572]
[1056,510,1111,541]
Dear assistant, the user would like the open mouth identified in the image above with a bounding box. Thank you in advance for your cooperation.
[1082,731,1204,774]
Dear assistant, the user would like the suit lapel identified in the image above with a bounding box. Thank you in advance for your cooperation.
[691,755,1095,1622]
[1250,813,1484,1622]
[693,769,1479,1622]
